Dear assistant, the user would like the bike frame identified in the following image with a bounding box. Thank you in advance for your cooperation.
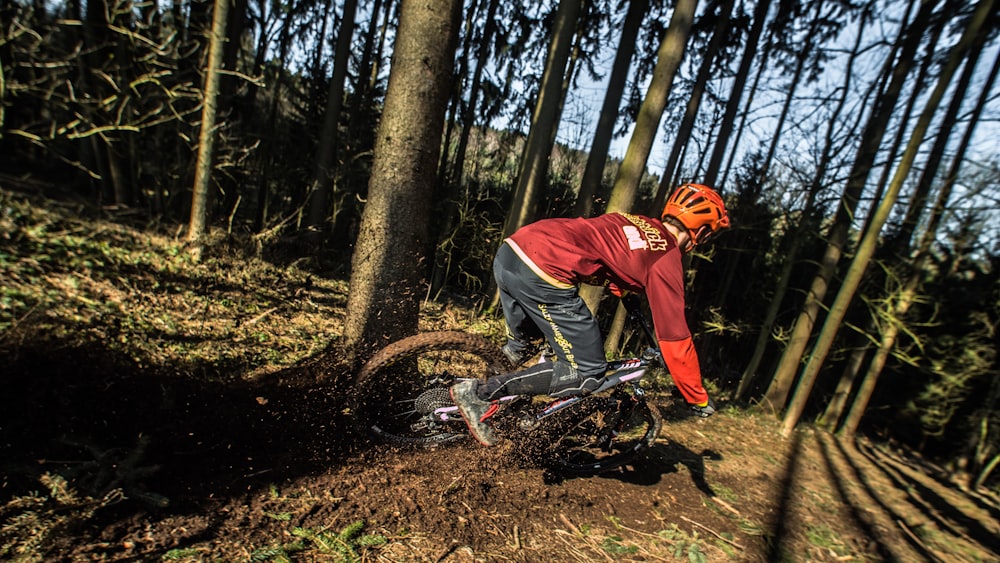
[432,348,661,424]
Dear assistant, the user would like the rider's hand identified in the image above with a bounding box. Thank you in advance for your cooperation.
[690,397,716,418]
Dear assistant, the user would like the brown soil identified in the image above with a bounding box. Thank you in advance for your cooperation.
[3,347,998,562]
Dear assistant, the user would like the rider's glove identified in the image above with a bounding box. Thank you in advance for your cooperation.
[690,397,716,418]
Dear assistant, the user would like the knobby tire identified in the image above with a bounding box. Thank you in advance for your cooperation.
[356,331,662,476]
[354,331,510,447]
[549,392,663,475]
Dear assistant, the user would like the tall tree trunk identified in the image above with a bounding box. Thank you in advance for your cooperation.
[187,0,230,257]
[780,0,995,437]
[343,0,462,357]
[310,0,332,97]
[735,11,868,400]
[706,0,828,321]
[449,0,500,191]
[357,0,397,131]
[858,0,951,239]
[577,0,699,318]
[838,29,997,439]
[703,0,771,187]
[253,2,297,232]
[305,0,360,239]
[346,0,386,149]
[756,4,821,187]
[818,0,951,423]
[719,15,775,190]
[763,0,937,412]
[573,0,648,218]
[501,0,583,239]
[652,0,735,211]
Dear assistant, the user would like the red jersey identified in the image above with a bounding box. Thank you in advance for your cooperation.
[506,213,708,404]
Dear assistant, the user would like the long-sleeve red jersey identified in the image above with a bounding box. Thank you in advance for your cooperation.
[506,213,709,405]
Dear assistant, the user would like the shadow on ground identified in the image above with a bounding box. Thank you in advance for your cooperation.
[0,341,358,513]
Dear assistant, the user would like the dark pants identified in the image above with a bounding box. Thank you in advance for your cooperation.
[480,243,607,400]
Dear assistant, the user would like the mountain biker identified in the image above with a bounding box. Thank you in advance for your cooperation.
[450,183,731,446]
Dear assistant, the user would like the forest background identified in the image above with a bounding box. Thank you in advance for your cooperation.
[1,0,999,525]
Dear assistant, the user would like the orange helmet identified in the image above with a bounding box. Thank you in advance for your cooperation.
[662,184,731,250]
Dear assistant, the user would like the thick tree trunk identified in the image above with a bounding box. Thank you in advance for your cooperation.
[343,0,462,357]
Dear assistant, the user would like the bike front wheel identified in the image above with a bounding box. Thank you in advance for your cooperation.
[354,331,510,447]
[550,390,663,475]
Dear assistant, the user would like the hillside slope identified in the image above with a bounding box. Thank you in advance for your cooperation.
[1,188,997,562]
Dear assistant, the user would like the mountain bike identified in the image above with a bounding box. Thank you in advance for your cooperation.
[353,296,664,475]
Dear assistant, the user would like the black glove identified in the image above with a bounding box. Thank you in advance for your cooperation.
[690,397,716,418]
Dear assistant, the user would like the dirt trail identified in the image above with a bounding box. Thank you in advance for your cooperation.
[11,395,994,563]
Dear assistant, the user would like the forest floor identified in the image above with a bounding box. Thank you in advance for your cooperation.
[1,186,999,562]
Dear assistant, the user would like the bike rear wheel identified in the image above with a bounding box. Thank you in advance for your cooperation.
[550,389,662,475]
[354,331,510,447]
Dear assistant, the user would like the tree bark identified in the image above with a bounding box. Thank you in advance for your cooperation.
[343,0,463,357]
[819,0,953,425]
[187,0,230,256]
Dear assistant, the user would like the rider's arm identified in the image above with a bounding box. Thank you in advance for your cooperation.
[658,337,709,405]
[645,259,710,407]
